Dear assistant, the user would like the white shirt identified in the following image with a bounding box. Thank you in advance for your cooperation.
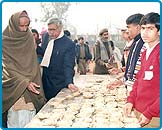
[146,42,159,60]
[113,46,122,62]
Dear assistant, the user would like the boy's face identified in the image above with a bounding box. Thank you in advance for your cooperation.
[141,24,160,44]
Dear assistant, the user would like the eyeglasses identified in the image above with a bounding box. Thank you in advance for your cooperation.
[48,27,59,32]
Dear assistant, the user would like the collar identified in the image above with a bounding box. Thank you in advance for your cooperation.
[134,33,141,42]
[55,29,64,40]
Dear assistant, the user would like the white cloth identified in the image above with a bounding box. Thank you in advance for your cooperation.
[113,46,122,63]
[41,39,54,67]
[98,39,110,61]
[41,29,64,67]
[146,42,159,60]
[7,107,36,128]
[113,46,122,68]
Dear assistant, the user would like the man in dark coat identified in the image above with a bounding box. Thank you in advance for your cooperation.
[41,18,78,101]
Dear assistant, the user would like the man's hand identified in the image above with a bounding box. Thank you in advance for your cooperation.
[68,83,79,92]
[87,60,91,64]
[108,68,121,75]
[27,82,40,94]
[116,72,124,80]
[124,102,133,117]
[121,66,126,72]
[104,63,113,69]
[107,79,123,90]
[138,114,150,127]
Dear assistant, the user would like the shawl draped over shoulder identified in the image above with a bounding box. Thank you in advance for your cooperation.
[2,11,46,113]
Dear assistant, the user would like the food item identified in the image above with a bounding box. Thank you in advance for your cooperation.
[25,75,139,128]
[83,92,94,99]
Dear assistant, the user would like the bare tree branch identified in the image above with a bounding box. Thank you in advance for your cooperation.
[40,2,71,23]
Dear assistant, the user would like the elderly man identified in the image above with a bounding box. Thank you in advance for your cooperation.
[2,10,46,128]
[93,28,113,74]
[41,18,78,101]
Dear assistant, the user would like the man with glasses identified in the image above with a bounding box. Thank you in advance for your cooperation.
[93,28,113,74]
[41,18,78,101]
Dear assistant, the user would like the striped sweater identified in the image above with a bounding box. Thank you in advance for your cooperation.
[124,34,145,82]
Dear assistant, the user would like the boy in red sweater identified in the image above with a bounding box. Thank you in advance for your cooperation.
[124,12,160,128]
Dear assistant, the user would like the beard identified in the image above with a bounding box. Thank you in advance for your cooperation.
[101,38,108,42]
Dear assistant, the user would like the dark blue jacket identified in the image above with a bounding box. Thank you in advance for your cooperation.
[42,33,76,101]
[75,43,92,64]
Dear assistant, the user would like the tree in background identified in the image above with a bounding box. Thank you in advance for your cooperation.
[40,2,71,23]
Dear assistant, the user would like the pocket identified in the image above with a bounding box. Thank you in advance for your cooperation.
[143,71,153,80]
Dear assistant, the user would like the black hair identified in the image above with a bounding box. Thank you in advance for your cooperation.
[31,29,39,37]
[64,30,71,37]
[126,13,144,25]
[78,36,84,41]
[74,39,78,43]
[85,41,89,45]
[140,12,160,31]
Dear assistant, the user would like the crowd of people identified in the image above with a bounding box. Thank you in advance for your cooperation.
[2,10,160,128]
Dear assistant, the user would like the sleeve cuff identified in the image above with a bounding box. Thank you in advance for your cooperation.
[143,110,153,120]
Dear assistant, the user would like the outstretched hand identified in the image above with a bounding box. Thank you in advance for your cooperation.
[124,102,133,117]
[104,63,113,69]
[27,82,40,94]
[68,83,79,92]
[107,79,123,90]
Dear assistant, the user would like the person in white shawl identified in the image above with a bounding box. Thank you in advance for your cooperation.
[41,18,78,101]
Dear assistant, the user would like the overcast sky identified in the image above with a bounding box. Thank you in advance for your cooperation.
[2,2,160,34]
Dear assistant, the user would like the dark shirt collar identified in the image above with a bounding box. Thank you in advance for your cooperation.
[134,33,141,42]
